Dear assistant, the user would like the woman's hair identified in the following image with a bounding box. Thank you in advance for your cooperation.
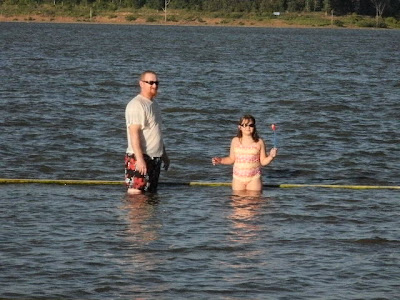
[237,115,259,142]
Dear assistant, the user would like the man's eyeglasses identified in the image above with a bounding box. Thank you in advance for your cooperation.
[240,124,255,128]
[142,80,159,86]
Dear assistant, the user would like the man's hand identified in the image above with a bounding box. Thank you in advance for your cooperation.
[162,155,170,171]
[135,157,147,175]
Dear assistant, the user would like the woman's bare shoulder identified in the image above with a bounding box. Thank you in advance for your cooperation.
[231,136,240,145]
[257,138,266,147]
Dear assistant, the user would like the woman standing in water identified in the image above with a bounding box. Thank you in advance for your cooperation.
[212,115,277,192]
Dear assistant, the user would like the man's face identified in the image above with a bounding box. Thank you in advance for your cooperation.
[140,73,159,99]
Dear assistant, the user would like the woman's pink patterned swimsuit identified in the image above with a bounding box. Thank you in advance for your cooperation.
[233,143,261,183]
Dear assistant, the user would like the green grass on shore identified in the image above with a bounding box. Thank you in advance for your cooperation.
[1,4,399,29]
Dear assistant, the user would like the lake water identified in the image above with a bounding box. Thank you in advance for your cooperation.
[0,22,399,299]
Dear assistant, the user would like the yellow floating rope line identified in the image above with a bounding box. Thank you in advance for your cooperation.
[277,183,400,190]
[0,178,399,189]
[0,178,122,185]
[187,182,400,189]
[188,181,232,187]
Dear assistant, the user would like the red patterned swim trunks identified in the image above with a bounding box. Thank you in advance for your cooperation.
[124,153,162,193]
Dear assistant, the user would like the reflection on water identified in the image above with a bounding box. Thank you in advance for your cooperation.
[229,191,269,244]
[121,193,162,245]
[230,190,266,221]
[232,189,262,199]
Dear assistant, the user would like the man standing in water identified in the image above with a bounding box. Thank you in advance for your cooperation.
[125,70,170,194]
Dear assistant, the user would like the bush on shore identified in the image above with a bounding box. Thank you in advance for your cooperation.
[1,3,399,29]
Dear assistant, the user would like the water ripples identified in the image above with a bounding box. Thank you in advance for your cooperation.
[1,23,399,299]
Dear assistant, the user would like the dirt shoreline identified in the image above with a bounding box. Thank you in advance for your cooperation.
[0,13,339,28]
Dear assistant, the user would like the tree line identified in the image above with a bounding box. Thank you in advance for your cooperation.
[2,0,399,17]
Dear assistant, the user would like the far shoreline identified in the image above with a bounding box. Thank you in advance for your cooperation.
[0,13,388,30]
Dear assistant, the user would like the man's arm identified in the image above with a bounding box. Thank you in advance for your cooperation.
[161,145,170,171]
[129,124,147,175]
